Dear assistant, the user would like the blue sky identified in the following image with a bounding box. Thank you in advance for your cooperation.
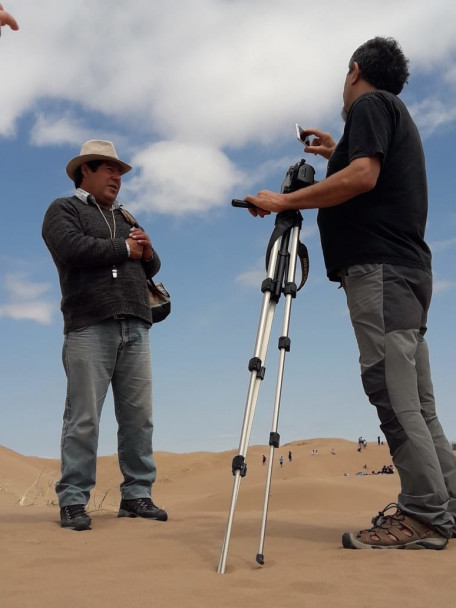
[1,0,456,458]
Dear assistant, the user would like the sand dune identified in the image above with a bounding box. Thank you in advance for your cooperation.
[0,439,455,608]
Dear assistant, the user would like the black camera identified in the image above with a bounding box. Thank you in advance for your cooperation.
[281,159,315,194]
[231,158,315,209]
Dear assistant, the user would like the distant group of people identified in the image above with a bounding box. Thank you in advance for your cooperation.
[379,465,395,475]
[357,464,395,476]
[357,435,386,451]
[312,448,337,455]
[262,451,293,467]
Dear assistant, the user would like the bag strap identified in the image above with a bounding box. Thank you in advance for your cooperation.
[119,208,160,284]
[265,211,309,291]
[119,207,139,228]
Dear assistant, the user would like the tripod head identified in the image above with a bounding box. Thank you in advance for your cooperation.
[280,158,315,193]
[232,159,315,209]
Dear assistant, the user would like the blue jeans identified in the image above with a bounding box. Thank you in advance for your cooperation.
[56,317,156,507]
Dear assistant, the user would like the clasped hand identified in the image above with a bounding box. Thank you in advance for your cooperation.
[127,228,153,260]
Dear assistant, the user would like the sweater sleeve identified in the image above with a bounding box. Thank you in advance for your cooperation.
[141,253,161,279]
[42,198,129,267]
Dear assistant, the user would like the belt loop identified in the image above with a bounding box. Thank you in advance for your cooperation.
[337,268,348,290]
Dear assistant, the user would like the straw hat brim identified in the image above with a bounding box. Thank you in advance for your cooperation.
[66,154,132,180]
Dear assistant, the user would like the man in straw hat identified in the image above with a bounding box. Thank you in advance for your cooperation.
[43,140,168,531]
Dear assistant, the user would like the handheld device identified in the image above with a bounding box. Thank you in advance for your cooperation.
[295,124,312,147]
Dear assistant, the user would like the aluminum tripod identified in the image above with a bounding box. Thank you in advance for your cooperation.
[217,209,308,574]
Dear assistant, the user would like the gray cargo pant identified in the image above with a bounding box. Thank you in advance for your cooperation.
[341,263,456,537]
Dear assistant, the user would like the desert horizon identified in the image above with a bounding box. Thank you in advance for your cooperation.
[1,437,455,608]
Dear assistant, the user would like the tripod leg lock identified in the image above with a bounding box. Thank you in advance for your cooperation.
[232,455,247,477]
[284,281,297,298]
[278,336,291,352]
[269,432,280,448]
[249,357,266,379]
[261,277,274,293]
[261,278,281,303]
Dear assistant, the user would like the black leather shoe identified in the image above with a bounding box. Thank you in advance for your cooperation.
[117,498,168,521]
[60,504,92,531]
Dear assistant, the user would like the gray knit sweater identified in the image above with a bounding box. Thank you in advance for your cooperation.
[42,195,161,333]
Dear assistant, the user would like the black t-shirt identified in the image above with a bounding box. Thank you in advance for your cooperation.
[317,90,432,281]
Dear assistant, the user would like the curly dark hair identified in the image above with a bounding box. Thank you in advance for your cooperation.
[349,37,410,95]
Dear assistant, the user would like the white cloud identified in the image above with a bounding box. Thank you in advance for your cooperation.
[3,0,456,214]
[124,141,247,214]
[408,98,456,138]
[236,263,266,288]
[0,301,53,324]
[0,274,54,324]
[429,237,456,253]
[30,114,93,147]
[433,280,456,294]
[4,275,50,299]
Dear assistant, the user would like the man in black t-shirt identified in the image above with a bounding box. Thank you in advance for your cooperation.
[244,37,456,550]
[319,88,431,281]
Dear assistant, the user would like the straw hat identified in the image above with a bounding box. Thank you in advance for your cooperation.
[66,140,132,180]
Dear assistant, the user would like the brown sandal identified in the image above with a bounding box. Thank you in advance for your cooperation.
[342,503,448,550]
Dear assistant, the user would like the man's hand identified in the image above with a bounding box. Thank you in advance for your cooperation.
[303,128,336,160]
[128,228,153,260]
[0,3,19,32]
[245,190,290,216]
[126,237,144,259]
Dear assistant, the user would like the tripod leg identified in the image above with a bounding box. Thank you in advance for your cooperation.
[217,237,283,574]
[256,224,301,565]
[218,304,276,574]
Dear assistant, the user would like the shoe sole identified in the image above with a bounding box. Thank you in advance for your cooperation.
[61,521,92,531]
[117,509,168,521]
[342,532,448,550]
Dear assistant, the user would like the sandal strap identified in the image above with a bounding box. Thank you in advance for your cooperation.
[371,502,399,526]
[358,507,437,546]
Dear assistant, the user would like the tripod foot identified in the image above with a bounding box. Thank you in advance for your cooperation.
[256,553,265,565]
